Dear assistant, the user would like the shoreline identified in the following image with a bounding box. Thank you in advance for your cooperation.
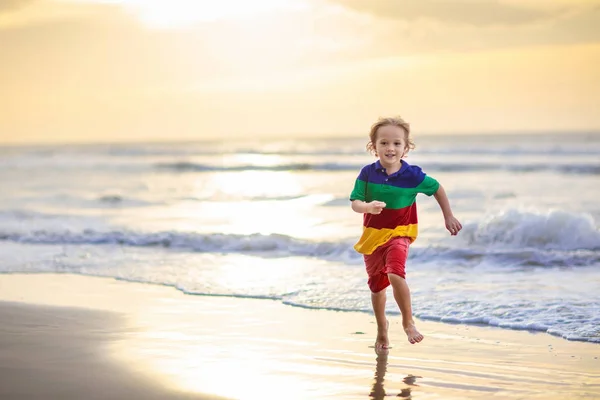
[5,270,598,345]
[1,273,598,399]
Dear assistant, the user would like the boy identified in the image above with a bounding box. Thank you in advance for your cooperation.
[350,116,462,353]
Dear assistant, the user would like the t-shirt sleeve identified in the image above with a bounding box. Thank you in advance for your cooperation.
[349,166,369,201]
[418,175,440,196]
[412,166,439,196]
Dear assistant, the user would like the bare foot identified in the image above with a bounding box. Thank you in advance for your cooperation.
[374,320,389,355]
[403,323,424,344]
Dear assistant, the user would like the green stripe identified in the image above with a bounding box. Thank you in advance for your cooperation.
[350,176,439,208]
[349,179,366,201]
[415,176,440,196]
[364,182,417,209]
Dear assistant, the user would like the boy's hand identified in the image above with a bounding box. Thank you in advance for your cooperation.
[367,201,386,214]
[445,215,462,236]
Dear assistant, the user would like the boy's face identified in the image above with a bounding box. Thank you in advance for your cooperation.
[374,125,408,168]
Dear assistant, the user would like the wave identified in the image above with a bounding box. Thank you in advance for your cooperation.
[95,194,155,207]
[0,230,362,263]
[238,146,600,157]
[0,209,78,220]
[5,134,598,158]
[102,147,600,157]
[1,209,599,267]
[155,161,358,172]
[426,162,600,175]
[98,195,124,203]
[460,209,600,251]
[155,161,600,175]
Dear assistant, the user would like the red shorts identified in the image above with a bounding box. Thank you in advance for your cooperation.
[363,236,411,293]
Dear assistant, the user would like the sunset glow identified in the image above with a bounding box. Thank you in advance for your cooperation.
[67,0,305,27]
[1,0,599,144]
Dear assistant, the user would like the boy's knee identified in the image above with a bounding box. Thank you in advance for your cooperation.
[387,272,406,281]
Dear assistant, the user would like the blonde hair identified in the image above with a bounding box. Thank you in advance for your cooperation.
[366,116,415,155]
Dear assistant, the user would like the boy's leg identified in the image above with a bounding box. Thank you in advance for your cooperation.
[365,249,390,354]
[388,273,423,344]
[371,288,389,353]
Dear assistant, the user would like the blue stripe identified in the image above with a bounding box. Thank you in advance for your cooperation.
[358,161,427,188]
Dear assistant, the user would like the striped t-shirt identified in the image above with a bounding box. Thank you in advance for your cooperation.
[349,160,439,255]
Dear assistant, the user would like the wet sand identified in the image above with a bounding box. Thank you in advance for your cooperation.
[0,273,598,399]
[0,300,223,400]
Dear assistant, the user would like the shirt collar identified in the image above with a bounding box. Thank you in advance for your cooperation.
[375,159,409,175]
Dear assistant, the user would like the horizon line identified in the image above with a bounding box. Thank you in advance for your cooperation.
[2,129,600,148]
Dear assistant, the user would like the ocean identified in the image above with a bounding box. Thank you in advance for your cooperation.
[1,133,599,343]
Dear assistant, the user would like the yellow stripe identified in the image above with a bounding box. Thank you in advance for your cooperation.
[353,224,418,255]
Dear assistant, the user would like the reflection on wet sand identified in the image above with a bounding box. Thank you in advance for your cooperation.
[369,354,388,399]
[369,354,422,399]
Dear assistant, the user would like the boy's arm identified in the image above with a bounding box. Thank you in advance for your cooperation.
[433,185,463,236]
[351,200,386,215]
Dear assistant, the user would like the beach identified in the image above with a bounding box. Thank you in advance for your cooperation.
[1,134,599,399]
[1,273,598,400]
[3,1,600,398]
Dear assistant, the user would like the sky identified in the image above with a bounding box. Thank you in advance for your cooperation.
[1,0,599,144]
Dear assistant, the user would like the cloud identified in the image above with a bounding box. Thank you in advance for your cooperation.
[319,0,600,58]
[328,0,562,26]
[0,0,37,13]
